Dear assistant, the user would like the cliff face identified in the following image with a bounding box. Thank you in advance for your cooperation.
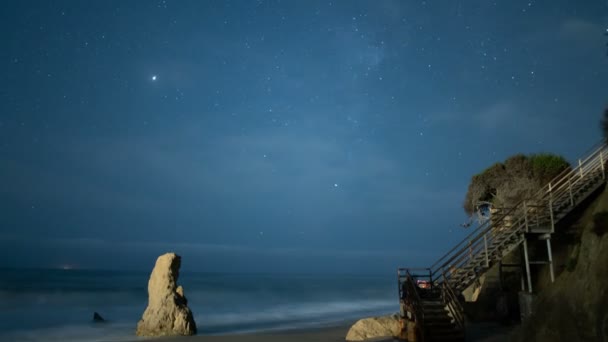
[515,185,608,341]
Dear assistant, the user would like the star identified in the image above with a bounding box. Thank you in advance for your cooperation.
[151,75,157,81]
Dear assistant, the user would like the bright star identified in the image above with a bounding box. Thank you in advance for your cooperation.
[151,75,157,81]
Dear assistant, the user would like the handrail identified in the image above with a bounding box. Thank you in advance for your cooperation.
[430,205,525,279]
[403,270,426,341]
[441,271,465,329]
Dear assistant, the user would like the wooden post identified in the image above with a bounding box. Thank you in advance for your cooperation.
[523,239,533,293]
[407,320,417,342]
[579,159,583,178]
[546,238,555,283]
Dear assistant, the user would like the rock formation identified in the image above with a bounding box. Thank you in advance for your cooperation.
[345,314,401,341]
[92,312,105,323]
[136,253,197,337]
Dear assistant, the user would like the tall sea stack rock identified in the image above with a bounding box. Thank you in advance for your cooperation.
[136,253,197,337]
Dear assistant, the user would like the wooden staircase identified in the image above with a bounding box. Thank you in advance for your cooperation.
[397,142,608,341]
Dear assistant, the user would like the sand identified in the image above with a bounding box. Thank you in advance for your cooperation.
[129,325,395,342]
[128,321,517,342]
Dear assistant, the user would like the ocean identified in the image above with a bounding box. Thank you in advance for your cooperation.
[0,269,398,341]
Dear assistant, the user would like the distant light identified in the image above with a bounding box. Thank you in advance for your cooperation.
[334,183,339,187]
[151,75,157,81]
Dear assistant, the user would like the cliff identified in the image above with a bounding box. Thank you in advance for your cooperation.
[513,184,608,341]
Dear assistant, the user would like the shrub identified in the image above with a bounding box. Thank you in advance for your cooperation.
[463,163,506,215]
[529,154,570,185]
[463,153,570,217]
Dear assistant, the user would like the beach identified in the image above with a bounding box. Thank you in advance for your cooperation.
[125,322,516,342]
[130,325,407,342]
[131,326,370,342]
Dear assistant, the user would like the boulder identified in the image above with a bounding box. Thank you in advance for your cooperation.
[346,314,401,341]
[92,312,105,323]
[136,253,197,337]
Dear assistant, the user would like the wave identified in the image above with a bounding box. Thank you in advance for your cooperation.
[0,322,135,342]
[0,271,398,338]
[198,299,397,334]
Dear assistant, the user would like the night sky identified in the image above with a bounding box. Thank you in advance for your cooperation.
[1,1,607,274]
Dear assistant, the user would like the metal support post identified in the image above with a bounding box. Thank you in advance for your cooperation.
[579,159,583,178]
[549,183,555,233]
[523,201,529,232]
[519,248,525,291]
[546,238,555,283]
[523,239,533,293]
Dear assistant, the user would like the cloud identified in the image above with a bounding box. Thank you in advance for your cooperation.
[560,18,605,42]
[475,101,516,129]
[4,121,446,218]
[0,234,437,271]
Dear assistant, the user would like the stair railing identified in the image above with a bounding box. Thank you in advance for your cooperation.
[429,204,526,284]
[435,211,529,289]
[440,270,465,329]
[399,268,427,341]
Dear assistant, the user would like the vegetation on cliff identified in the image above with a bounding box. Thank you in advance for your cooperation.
[463,154,570,216]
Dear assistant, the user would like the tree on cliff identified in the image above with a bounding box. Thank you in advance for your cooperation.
[463,154,570,220]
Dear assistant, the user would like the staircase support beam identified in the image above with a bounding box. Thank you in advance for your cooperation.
[546,238,555,283]
[549,183,555,234]
[523,201,529,233]
[523,239,533,293]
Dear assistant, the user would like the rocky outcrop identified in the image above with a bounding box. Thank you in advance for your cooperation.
[136,253,197,337]
[346,314,401,341]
